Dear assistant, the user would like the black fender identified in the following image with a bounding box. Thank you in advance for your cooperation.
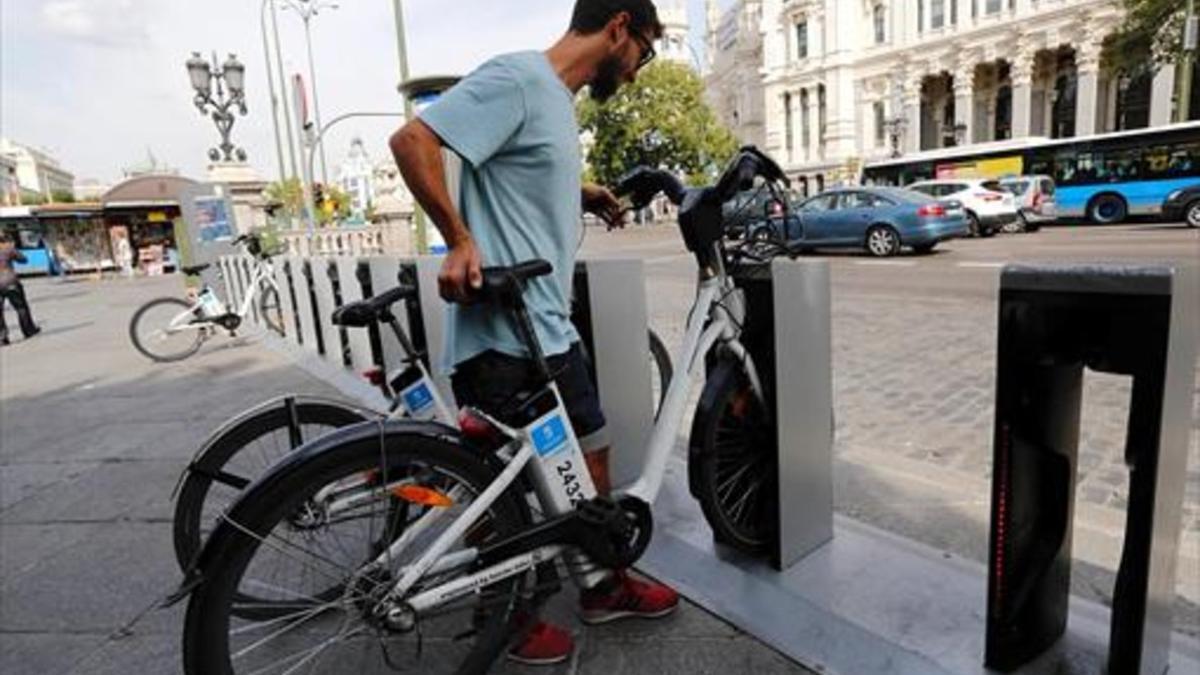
[166,418,513,605]
[686,355,745,499]
[170,395,376,499]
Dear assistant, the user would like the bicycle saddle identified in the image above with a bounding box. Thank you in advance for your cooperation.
[331,284,417,327]
[181,263,212,276]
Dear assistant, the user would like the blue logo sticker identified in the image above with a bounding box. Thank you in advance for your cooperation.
[531,415,568,458]
[402,383,434,413]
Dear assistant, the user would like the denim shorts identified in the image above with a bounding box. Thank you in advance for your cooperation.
[450,343,610,453]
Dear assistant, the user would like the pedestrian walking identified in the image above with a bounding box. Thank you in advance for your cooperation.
[0,232,41,346]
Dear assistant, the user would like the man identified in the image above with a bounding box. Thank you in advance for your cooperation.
[390,0,677,665]
[0,232,41,346]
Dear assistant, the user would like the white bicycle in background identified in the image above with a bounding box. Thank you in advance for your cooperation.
[177,147,795,675]
[129,234,285,362]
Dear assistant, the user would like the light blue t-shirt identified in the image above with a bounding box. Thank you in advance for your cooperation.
[420,51,582,371]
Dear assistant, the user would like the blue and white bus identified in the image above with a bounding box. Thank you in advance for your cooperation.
[861,121,1200,224]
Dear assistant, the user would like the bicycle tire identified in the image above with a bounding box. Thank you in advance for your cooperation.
[258,284,285,336]
[183,428,531,675]
[690,363,777,554]
[129,297,205,363]
[648,329,673,420]
[173,400,370,576]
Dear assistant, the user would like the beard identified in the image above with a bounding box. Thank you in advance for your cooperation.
[589,55,623,103]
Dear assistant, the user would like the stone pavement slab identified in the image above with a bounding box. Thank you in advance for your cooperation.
[0,275,809,674]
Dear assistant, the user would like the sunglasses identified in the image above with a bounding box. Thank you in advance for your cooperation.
[631,32,656,69]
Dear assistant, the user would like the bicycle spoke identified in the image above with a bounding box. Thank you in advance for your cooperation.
[222,515,355,586]
[240,626,369,675]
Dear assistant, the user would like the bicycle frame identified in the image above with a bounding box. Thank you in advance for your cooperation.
[163,257,279,334]
[364,245,769,617]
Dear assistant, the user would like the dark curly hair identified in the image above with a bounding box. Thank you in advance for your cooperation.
[570,0,664,39]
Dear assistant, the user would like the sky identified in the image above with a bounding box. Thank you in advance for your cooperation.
[1,0,729,186]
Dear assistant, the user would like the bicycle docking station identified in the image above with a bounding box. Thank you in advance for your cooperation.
[633,261,1199,675]
[224,250,1200,675]
[985,265,1198,675]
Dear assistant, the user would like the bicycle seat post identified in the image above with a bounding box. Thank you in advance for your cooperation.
[509,298,552,385]
[384,313,420,364]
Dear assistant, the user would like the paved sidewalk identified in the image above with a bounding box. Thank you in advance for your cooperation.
[0,275,809,675]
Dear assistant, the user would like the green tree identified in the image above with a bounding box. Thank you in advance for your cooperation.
[578,60,739,187]
[50,190,76,204]
[1104,0,1190,73]
[263,178,306,224]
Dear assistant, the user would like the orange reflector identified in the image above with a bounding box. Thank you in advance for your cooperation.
[392,485,455,508]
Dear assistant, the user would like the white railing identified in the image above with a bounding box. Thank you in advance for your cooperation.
[276,218,414,257]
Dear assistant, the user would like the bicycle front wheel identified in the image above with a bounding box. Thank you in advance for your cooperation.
[129,297,205,362]
[173,400,370,577]
[183,430,532,675]
[648,329,672,420]
[690,364,777,554]
[259,284,285,336]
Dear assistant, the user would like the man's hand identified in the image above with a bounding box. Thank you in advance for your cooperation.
[582,183,626,231]
[438,235,483,303]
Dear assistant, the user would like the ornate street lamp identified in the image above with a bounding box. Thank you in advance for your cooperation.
[186,51,249,163]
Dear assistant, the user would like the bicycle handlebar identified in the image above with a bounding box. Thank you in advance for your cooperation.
[613,145,789,211]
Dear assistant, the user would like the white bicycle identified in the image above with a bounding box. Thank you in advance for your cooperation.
[130,234,285,362]
[178,147,794,674]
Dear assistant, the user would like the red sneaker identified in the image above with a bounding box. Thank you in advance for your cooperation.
[579,571,680,625]
[507,620,573,666]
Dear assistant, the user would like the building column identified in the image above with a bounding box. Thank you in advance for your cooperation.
[1149,63,1177,126]
[954,61,976,144]
[807,88,820,162]
[903,73,923,154]
[956,0,972,28]
[1075,44,1102,137]
[1011,53,1035,139]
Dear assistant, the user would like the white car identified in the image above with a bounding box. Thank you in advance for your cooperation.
[906,179,1019,237]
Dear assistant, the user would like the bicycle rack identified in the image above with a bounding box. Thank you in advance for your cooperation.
[985,264,1198,675]
[571,260,656,490]
[726,259,835,569]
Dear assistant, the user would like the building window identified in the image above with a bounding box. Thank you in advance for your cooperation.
[801,89,811,150]
[817,84,827,147]
[986,0,1001,13]
[795,21,808,59]
[917,0,924,32]
[873,5,886,44]
[874,102,886,147]
[950,0,957,24]
[931,0,945,29]
[972,0,978,18]
[785,93,795,158]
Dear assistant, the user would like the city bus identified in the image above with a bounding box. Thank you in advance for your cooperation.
[861,121,1200,224]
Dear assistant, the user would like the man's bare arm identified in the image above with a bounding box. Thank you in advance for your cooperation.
[389,119,482,301]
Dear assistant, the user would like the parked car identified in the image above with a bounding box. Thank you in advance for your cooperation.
[1161,183,1200,228]
[996,175,1057,232]
[750,187,970,257]
[905,178,1018,237]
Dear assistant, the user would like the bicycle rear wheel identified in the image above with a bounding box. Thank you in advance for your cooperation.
[173,399,370,576]
[183,430,532,675]
[129,297,206,362]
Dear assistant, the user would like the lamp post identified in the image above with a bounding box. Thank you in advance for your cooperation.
[282,0,337,185]
[391,0,430,254]
[259,0,288,181]
[186,51,249,163]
